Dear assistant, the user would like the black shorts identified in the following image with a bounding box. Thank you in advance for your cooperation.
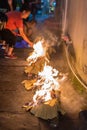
[0,29,16,47]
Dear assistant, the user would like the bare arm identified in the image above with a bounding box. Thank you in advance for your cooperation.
[18,27,33,47]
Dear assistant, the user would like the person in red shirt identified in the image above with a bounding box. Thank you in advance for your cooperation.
[1,4,33,59]
[6,4,33,46]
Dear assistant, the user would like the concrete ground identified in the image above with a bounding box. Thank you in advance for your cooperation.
[0,15,87,130]
[0,45,87,130]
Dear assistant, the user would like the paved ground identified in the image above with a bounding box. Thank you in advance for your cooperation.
[0,14,87,130]
[0,45,87,130]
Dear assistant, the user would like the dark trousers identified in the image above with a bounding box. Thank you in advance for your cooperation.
[0,29,16,47]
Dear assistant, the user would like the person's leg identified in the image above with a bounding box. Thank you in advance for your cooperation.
[7,47,14,56]
[5,30,17,58]
[0,29,17,59]
[4,44,8,53]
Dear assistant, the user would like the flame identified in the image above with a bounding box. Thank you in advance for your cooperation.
[24,40,67,108]
[33,90,52,103]
[32,65,60,106]
[33,41,45,56]
[27,40,46,65]
[39,65,58,81]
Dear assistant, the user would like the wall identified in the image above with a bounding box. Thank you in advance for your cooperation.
[63,0,87,84]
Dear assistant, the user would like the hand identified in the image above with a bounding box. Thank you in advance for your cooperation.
[29,41,33,48]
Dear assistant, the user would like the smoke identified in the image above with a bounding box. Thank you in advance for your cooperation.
[31,23,59,48]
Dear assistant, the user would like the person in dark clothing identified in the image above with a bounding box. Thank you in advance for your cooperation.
[0,0,17,12]
[0,29,16,51]
[0,12,16,59]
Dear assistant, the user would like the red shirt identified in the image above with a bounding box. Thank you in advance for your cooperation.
[6,11,23,31]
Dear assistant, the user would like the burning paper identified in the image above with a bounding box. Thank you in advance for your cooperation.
[27,40,46,65]
[25,57,46,75]
[23,39,66,120]
[34,65,59,91]
[25,40,49,75]
[23,65,60,109]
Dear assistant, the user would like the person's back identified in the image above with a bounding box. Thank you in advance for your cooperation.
[6,11,23,32]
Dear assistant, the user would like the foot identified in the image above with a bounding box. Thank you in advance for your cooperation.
[5,54,17,59]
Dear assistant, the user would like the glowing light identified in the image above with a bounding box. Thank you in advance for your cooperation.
[24,40,67,109]
[31,65,60,106]
[27,40,45,65]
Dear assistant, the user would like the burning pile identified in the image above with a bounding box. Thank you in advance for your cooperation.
[22,40,48,90]
[22,40,65,120]
[24,40,48,76]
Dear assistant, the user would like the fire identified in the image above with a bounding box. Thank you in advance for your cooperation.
[39,65,58,82]
[33,40,45,56]
[27,40,46,65]
[30,65,60,106]
[23,39,67,115]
